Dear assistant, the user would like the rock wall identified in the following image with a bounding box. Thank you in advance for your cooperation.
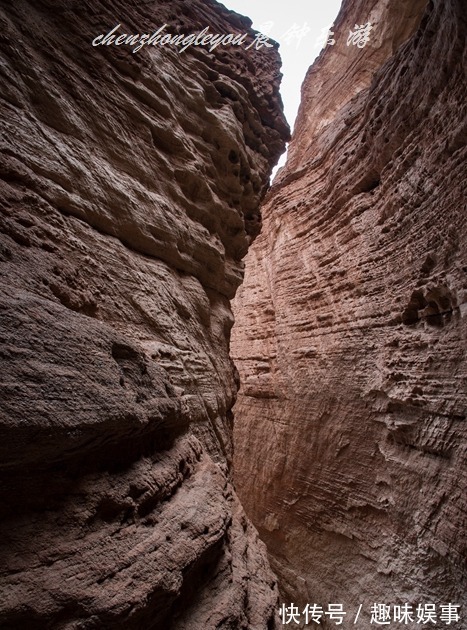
[233,0,467,624]
[0,1,288,627]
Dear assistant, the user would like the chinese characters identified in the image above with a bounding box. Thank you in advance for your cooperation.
[257,20,374,50]
[279,602,461,626]
[347,22,373,48]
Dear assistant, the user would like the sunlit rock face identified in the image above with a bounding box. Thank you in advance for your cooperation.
[0,0,289,627]
[233,0,466,622]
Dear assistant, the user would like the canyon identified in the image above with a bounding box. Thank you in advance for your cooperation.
[0,0,466,627]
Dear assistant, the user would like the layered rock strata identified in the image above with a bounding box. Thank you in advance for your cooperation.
[233,0,467,624]
[0,0,288,627]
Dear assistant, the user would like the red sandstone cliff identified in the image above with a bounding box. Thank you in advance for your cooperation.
[0,1,289,627]
[233,0,466,625]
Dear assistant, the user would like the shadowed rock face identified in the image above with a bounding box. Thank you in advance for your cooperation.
[0,0,289,627]
[233,0,467,623]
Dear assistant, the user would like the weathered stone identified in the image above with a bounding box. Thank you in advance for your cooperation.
[0,0,288,627]
[233,0,467,625]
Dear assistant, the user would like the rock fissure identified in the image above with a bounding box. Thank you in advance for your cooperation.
[2,0,466,625]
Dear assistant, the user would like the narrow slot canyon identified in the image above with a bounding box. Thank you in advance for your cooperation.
[0,0,466,628]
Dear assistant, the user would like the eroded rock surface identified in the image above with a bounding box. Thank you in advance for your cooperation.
[233,0,466,624]
[0,0,288,627]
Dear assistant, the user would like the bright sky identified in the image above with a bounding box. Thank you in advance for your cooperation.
[222,0,343,169]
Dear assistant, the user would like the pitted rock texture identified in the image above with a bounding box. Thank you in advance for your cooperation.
[0,0,289,627]
[233,0,466,624]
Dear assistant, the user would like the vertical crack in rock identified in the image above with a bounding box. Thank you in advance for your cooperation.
[0,0,289,627]
[233,0,466,623]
